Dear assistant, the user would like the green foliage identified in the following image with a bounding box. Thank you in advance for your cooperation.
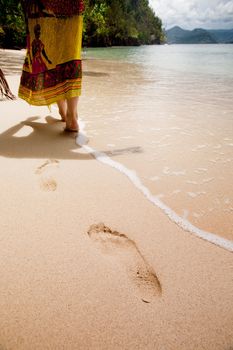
[0,0,164,48]
[83,1,110,45]
[84,0,164,46]
[0,0,26,48]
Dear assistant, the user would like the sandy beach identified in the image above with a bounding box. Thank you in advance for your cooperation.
[0,49,233,350]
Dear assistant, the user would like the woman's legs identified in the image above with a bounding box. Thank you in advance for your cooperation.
[66,96,79,131]
[57,99,67,121]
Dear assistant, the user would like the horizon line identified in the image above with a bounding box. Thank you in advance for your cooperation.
[165,25,233,31]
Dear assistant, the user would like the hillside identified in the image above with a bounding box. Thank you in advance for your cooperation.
[208,29,233,44]
[83,0,164,46]
[166,26,233,44]
[0,0,164,48]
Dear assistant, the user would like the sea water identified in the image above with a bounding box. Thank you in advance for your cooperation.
[80,44,233,247]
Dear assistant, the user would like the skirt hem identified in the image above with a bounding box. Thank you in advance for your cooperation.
[18,89,82,106]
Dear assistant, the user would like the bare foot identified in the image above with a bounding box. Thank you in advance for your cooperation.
[65,113,79,132]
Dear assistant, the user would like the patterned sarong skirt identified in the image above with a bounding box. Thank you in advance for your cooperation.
[18,1,84,106]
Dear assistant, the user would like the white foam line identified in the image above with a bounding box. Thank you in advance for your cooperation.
[76,120,233,253]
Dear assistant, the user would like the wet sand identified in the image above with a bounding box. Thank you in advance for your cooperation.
[80,56,233,241]
[0,49,233,350]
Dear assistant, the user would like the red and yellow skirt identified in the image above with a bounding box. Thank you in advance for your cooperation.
[19,12,83,106]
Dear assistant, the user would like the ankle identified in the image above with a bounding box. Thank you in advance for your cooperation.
[58,109,66,120]
[67,111,78,120]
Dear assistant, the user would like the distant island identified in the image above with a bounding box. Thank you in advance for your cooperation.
[165,26,233,44]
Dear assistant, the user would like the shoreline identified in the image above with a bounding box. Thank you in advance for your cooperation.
[1,48,233,246]
[0,49,233,349]
[77,121,233,253]
[77,122,233,252]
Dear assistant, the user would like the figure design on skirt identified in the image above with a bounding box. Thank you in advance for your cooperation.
[32,24,52,74]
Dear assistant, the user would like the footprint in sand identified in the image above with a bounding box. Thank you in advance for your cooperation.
[87,223,162,303]
[35,159,59,192]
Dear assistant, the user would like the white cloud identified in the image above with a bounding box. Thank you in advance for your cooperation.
[149,0,233,29]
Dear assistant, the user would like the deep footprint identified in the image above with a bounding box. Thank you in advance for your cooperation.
[88,223,162,303]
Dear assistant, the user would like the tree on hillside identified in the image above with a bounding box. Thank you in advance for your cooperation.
[83,0,164,46]
[0,0,164,48]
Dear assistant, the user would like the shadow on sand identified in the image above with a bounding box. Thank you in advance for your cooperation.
[0,116,143,160]
[0,116,92,160]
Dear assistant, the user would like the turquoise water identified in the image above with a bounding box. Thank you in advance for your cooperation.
[84,44,233,77]
[84,44,233,116]
[82,45,233,240]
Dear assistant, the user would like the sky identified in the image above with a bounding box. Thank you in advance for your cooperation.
[149,0,233,30]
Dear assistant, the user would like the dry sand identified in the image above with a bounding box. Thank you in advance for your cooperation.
[0,50,233,350]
